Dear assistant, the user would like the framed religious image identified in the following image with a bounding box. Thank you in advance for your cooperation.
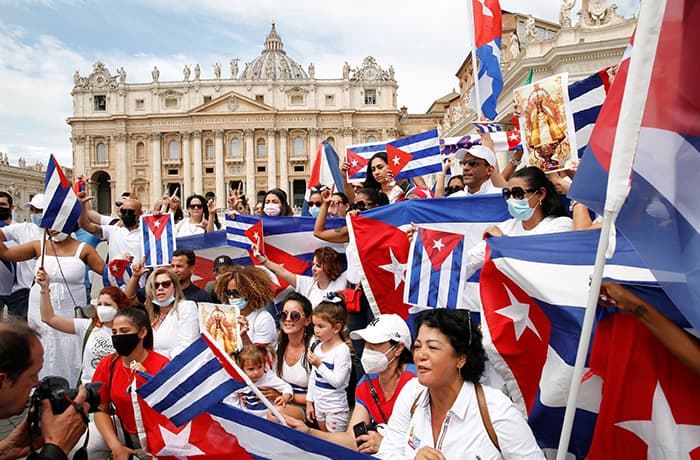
[514,73,577,173]
[199,302,241,355]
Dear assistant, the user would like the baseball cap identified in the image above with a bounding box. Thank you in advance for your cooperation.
[23,193,45,210]
[213,255,233,271]
[350,314,412,349]
[455,145,497,166]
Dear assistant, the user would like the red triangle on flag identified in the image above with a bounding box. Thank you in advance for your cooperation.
[251,244,310,293]
[346,149,368,179]
[419,228,464,271]
[385,144,413,178]
[244,220,265,254]
[108,259,129,278]
[506,130,522,150]
[144,214,171,240]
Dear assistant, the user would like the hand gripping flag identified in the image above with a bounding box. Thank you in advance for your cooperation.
[40,154,82,234]
[442,130,521,153]
[102,258,132,289]
[141,214,176,268]
[569,0,700,333]
[469,0,504,120]
[473,122,502,133]
[404,226,468,309]
[480,229,664,457]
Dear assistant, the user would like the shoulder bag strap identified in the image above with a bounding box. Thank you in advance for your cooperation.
[475,383,501,453]
[409,390,424,417]
[366,377,389,423]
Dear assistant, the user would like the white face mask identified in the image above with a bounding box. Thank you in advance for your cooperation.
[50,232,70,243]
[360,345,396,375]
[96,305,118,323]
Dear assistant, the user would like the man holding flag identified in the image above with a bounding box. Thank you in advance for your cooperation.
[468,0,504,120]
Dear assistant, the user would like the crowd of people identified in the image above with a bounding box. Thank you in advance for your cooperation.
[0,130,697,460]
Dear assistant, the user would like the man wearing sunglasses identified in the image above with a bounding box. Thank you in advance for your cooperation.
[449,146,501,197]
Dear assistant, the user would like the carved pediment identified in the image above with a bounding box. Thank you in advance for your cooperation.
[190,91,276,114]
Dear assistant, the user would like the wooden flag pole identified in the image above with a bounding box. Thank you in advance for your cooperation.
[40,228,48,269]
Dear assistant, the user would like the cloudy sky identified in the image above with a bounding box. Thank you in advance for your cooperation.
[0,0,639,168]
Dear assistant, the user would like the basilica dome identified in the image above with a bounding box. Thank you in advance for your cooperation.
[239,22,308,81]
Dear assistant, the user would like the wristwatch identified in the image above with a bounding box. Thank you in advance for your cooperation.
[510,157,521,166]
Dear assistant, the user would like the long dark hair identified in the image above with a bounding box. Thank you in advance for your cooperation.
[115,307,154,350]
[186,194,209,222]
[511,166,567,218]
[276,292,314,376]
[264,188,294,216]
[363,152,389,192]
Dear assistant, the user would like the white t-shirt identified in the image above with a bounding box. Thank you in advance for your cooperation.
[0,222,43,289]
[449,178,501,197]
[307,341,352,413]
[225,370,293,417]
[175,220,205,237]
[73,320,115,385]
[245,308,277,346]
[101,224,142,262]
[281,355,310,395]
[296,273,348,309]
[377,380,544,460]
[153,300,200,359]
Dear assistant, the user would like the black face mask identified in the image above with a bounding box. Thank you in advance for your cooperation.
[0,207,11,221]
[111,333,140,356]
[120,210,138,228]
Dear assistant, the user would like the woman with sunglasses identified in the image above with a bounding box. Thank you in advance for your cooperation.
[143,267,199,358]
[214,266,277,347]
[175,194,215,236]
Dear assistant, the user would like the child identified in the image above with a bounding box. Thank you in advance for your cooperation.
[228,344,293,417]
[306,296,353,432]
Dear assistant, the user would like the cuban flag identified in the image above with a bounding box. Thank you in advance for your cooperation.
[468,0,503,120]
[568,68,612,158]
[225,214,264,253]
[40,154,82,234]
[569,0,700,333]
[137,333,248,427]
[347,195,510,319]
[345,130,441,182]
[473,122,502,133]
[442,130,521,153]
[102,258,132,289]
[404,226,468,309]
[302,141,345,216]
[480,229,664,457]
[140,214,176,268]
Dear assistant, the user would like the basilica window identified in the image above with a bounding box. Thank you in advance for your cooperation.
[255,95,265,103]
[293,136,304,157]
[290,95,304,105]
[93,95,106,111]
[95,142,107,162]
[256,139,266,158]
[165,97,178,109]
[325,94,335,106]
[168,140,179,160]
[135,142,145,161]
[367,135,377,143]
[203,96,212,104]
[364,89,377,105]
[230,137,241,158]
[135,99,145,111]
[205,141,214,160]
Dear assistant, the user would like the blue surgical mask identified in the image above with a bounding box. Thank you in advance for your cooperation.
[507,198,536,221]
[31,214,42,226]
[228,297,248,310]
[152,295,175,307]
[309,206,321,218]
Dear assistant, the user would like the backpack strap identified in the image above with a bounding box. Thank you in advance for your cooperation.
[75,322,96,385]
[475,383,501,453]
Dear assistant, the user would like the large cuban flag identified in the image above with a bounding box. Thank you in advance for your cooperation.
[469,0,503,120]
[140,214,176,268]
[480,229,667,457]
[41,154,82,234]
[302,141,345,216]
[569,0,700,333]
[568,68,612,158]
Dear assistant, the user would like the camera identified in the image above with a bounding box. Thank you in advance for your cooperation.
[29,376,102,435]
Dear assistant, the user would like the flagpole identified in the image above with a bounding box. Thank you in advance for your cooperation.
[465,0,483,119]
[40,228,47,269]
[555,0,666,457]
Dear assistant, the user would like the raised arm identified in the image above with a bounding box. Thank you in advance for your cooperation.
[0,239,39,262]
[82,244,106,275]
[77,192,103,239]
[125,257,148,300]
[313,187,349,244]
[36,267,76,334]
[340,159,356,205]
[433,158,451,198]
[252,245,297,288]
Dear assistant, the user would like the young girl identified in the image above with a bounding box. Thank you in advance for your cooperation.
[306,296,353,432]
[228,344,294,418]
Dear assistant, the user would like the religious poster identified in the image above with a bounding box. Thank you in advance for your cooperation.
[514,73,577,173]
[199,302,241,355]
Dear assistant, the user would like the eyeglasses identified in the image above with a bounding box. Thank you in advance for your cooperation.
[279,310,302,322]
[224,289,241,299]
[188,203,203,209]
[308,201,323,207]
[502,186,538,200]
[354,201,374,210]
[459,159,487,168]
[154,280,173,289]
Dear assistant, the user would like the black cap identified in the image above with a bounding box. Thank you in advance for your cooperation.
[213,255,233,271]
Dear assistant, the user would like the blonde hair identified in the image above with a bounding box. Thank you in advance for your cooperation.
[144,268,184,322]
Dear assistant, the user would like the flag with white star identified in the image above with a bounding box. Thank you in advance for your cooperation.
[141,213,176,268]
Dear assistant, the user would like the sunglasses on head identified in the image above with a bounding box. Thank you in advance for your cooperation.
[502,186,538,200]
[114,201,123,207]
[224,289,241,298]
[459,159,487,168]
[279,310,302,322]
[154,280,173,289]
[188,203,203,209]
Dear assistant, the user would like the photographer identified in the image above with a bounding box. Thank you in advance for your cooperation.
[0,321,89,460]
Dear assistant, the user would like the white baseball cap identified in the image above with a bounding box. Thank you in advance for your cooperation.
[350,314,412,349]
[23,193,45,210]
[455,145,497,166]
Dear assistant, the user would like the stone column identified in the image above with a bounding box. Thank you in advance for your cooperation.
[278,128,288,191]
[181,131,192,200]
[72,135,86,177]
[266,128,277,191]
[150,132,162,204]
[342,127,353,158]
[193,131,203,195]
[308,128,319,165]
[214,129,225,208]
[113,133,129,196]
[244,129,255,196]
